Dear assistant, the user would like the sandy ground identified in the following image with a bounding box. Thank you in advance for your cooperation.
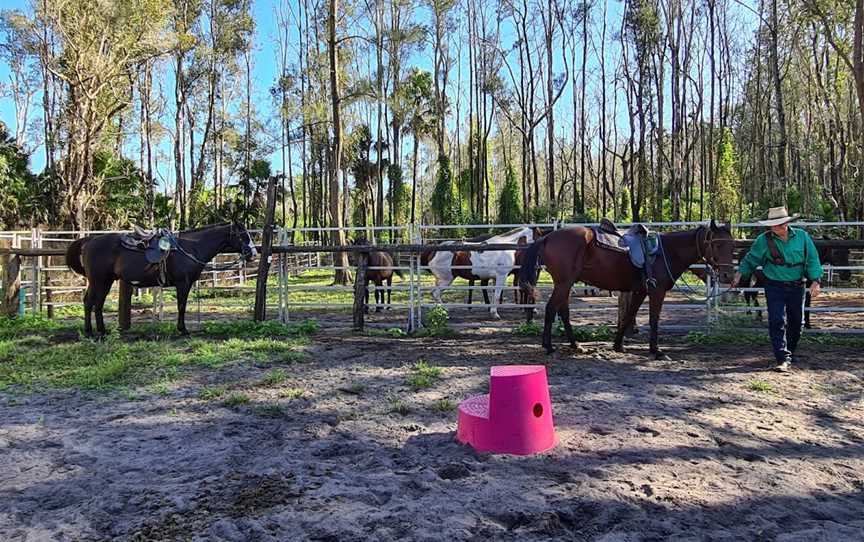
[2,327,864,542]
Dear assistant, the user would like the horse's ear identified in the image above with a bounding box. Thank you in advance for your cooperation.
[710,218,718,230]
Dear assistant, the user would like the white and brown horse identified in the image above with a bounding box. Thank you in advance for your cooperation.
[425,227,542,318]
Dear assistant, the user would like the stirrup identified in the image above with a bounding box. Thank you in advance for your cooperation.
[646,277,658,289]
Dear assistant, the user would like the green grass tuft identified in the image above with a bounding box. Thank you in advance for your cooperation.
[222,393,250,406]
[260,368,289,387]
[512,321,542,336]
[432,398,456,412]
[198,385,227,400]
[746,379,776,393]
[278,387,305,399]
[200,319,318,338]
[407,360,443,390]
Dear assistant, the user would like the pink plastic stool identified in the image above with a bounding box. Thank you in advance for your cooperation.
[456,365,557,455]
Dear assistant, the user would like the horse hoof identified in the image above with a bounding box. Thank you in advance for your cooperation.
[653,351,671,361]
[375,308,383,313]
[490,311,501,320]
[572,344,587,354]
[178,329,190,337]
[544,346,555,355]
[613,344,624,353]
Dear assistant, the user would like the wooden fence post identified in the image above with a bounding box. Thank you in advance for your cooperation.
[1,239,21,317]
[254,175,278,322]
[352,250,368,331]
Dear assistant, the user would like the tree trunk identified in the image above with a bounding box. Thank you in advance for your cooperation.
[329,0,351,284]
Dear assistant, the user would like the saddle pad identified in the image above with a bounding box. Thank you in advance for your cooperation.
[592,228,628,253]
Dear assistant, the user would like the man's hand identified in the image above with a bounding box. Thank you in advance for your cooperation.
[731,272,742,289]
[809,281,821,298]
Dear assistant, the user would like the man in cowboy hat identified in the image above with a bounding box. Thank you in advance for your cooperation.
[731,206,822,372]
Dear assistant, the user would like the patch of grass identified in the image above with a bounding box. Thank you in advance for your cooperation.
[407,360,443,390]
[198,385,227,400]
[0,314,72,339]
[148,381,171,396]
[389,397,410,415]
[686,328,864,348]
[189,338,305,367]
[222,392,250,407]
[512,321,542,336]
[423,305,455,337]
[432,398,456,412]
[552,321,615,341]
[260,368,289,387]
[252,403,285,418]
[278,387,305,399]
[200,319,319,338]
[686,329,766,346]
[746,379,776,394]
[0,328,307,391]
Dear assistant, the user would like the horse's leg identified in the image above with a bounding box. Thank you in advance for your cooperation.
[92,280,115,338]
[614,290,647,352]
[175,282,192,335]
[489,275,507,319]
[482,279,491,306]
[556,293,579,351]
[83,286,94,337]
[648,289,669,359]
[432,275,452,304]
[543,282,573,354]
[467,279,474,305]
[375,280,384,312]
[804,288,812,329]
[364,279,370,314]
[386,276,392,309]
[618,292,638,336]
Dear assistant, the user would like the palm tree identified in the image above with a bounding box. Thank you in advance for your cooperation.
[401,69,436,224]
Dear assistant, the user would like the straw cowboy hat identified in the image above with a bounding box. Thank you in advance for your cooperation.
[758,206,799,227]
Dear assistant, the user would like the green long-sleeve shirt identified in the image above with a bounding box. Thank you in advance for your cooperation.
[738,227,823,282]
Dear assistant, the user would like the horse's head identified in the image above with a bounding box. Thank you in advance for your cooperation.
[702,219,735,283]
[230,223,257,261]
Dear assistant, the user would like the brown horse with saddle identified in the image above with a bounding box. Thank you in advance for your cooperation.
[518,220,735,358]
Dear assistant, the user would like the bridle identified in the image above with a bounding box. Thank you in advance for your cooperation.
[696,225,735,275]
[658,224,736,301]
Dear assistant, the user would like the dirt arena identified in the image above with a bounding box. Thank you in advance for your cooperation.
[2,321,863,541]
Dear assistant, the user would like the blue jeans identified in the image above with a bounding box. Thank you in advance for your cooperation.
[763,280,806,362]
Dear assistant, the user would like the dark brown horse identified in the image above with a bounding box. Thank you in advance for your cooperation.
[518,221,734,358]
[354,238,401,312]
[66,223,257,337]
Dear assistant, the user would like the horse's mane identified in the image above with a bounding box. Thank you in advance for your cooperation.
[180,222,232,234]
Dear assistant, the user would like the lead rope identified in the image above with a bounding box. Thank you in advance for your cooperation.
[657,234,735,303]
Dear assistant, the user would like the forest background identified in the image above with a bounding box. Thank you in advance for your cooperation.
[0,0,861,240]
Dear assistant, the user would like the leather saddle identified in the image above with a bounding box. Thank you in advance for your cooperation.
[121,226,175,264]
[593,218,656,269]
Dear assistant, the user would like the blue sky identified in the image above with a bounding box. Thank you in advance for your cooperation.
[1,0,759,192]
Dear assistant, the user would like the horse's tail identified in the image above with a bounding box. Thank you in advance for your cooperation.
[518,237,545,301]
[65,237,90,276]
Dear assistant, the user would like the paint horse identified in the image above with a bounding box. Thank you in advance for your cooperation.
[426,227,541,318]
